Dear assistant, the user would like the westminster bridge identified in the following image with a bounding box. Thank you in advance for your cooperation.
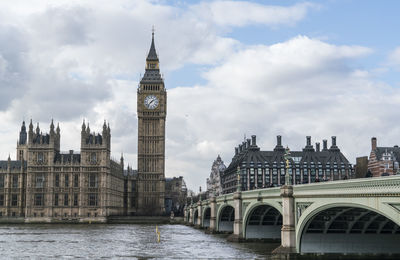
[184,175,400,254]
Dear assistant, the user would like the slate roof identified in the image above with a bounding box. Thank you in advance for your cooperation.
[54,152,81,164]
[225,138,351,173]
[141,69,163,83]
[146,32,158,61]
[0,160,27,170]
[140,32,163,84]
[85,133,102,145]
[33,133,50,144]
[374,146,400,161]
[123,169,137,177]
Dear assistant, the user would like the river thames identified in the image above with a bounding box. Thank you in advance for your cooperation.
[0,224,278,259]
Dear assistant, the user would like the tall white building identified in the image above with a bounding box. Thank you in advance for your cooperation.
[206,155,226,196]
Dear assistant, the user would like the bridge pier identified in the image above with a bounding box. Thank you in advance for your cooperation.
[197,201,202,227]
[209,197,216,231]
[228,191,243,241]
[273,185,296,254]
[183,206,187,223]
[189,206,193,225]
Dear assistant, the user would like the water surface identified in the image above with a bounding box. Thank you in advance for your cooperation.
[0,224,277,259]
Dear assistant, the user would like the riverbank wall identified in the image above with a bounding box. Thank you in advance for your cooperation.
[0,216,185,225]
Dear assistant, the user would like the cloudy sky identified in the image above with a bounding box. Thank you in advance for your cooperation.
[1,0,400,191]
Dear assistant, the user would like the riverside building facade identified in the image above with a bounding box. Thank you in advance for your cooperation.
[0,120,132,222]
[0,32,184,220]
[367,137,400,176]
[221,135,354,194]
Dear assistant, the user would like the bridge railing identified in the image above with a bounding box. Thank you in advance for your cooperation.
[185,175,400,208]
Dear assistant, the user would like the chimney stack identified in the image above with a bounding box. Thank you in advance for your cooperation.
[246,139,251,149]
[371,137,377,150]
[251,135,256,146]
[323,139,328,150]
[316,142,320,152]
[306,136,311,146]
[277,135,282,146]
[332,136,337,146]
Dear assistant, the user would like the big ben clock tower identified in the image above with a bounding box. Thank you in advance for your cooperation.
[137,31,166,215]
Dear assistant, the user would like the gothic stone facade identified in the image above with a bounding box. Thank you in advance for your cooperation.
[368,137,400,176]
[206,155,226,196]
[136,32,167,215]
[0,120,129,222]
[165,176,187,216]
[221,135,354,194]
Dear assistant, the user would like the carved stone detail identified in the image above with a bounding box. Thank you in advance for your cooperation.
[296,202,312,223]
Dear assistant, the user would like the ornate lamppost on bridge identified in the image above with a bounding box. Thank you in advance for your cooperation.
[273,145,296,253]
[284,146,292,185]
[199,186,202,201]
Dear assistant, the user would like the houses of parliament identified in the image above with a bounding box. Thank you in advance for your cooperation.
[0,33,183,222]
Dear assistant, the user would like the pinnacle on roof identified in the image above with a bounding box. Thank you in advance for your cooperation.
[21,121,26,131]
[146,28,158,61]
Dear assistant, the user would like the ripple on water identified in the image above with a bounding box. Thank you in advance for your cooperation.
[0,224,273,259]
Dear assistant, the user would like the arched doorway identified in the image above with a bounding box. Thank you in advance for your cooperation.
[245,204,282,239]
[300,206,400,253]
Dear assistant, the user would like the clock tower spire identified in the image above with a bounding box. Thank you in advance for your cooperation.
[136,30,166,215]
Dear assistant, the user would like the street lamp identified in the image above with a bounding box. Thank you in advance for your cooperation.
[199,186,202,201]
[236,166,241,192]
[284,146,291,185]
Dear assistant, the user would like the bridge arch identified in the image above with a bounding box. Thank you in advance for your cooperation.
[192,208,199,225]
[297,202,400,254]
[202,206,211,228]
[243,202,283,240]
[216,204,235,232]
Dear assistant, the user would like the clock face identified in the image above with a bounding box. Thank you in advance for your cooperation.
[144,95,159,109]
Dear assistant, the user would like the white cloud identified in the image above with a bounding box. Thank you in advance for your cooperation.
[388,46,400,69]
[0,0,398,192]
[192,1,318,28]
[165,36,400,190]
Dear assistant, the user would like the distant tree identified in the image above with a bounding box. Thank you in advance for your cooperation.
[365,170,373,178]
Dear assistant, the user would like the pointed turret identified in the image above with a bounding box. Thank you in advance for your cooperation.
[28,119,34,144]
[146,27,158,61]
[86,122,90,134]
[56,123,60,136]
[120,153,124,170]
[102,120,108,136]
[36,123,40,134]
[18,121,27,145]
[50,119,55,135]
[81,119,86,132]
[141,29,163,84]
[103,120,107,131]
[29,119,33,132]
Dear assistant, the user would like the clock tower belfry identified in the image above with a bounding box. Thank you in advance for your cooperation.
[136,31,166,215]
